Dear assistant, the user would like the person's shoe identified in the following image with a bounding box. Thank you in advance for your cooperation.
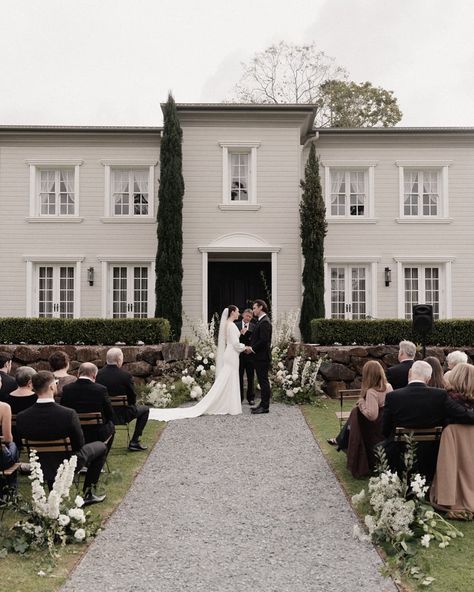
[251,407,269,414]
[83,490,106,506]
[19,463,31,475]
[248,399,255,406]
[128,440,147,451]
[327,438,338,446]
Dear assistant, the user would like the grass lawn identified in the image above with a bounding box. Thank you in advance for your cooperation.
[302,400,474,592]
[0,419,165,592]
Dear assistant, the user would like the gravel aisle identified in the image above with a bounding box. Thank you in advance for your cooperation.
[62,405,395,592]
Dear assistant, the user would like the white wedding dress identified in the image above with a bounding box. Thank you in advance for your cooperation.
[149,320,245,421]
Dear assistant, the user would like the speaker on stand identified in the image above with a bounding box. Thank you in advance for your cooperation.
[412,304,434,358]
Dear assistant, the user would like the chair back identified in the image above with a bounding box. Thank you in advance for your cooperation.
[22,437,74,486]
[110,395,128,425]
[77,412,103,426]
[394,426,443,442]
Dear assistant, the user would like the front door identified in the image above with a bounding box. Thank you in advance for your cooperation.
[207,261,271,321]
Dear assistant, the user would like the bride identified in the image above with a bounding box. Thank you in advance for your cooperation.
[149,306,246,421]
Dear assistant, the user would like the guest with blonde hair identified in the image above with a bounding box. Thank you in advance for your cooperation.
[447,363,474,410]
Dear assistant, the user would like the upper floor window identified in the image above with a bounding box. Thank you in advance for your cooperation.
[323,161,377,221]
[26,159,83,220]
[219,142,260,209]
[396,161,452,221]
[100,159,157,221]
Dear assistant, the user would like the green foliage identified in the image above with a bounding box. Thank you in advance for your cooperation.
[311,318,474,346]
[0,317,170,345]
[318,80,403,127]
[155,93,185,340]
[299,144,327,342]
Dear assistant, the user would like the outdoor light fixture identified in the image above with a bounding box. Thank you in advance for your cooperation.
[87,267,95,286]
[384,267,392,287]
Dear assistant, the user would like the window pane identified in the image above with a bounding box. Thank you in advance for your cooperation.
[59,266,75,318]
[403,170,419,216]
[330,170,346,215]
[133,170,149,215]
[59,169,75,215]
[230,153,249,201]
[424,267,440,320]
[112,267,128,317]
[404,267,419,319]
[330,267,345,319]
[351,267,367,319]
[38,266,54,317]
[112,170,130,215]
[133,267,148,318]
[349,171,366,216]
[40,169,56,215]
[421,170,439,216]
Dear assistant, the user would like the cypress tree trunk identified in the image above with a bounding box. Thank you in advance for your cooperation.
[299,143,327,343]
[155,94,184,340]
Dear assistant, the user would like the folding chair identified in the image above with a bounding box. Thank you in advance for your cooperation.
[77,412,111,473]
[336,389,361,427]
[109,395,131,447]
[22,437,76,488]
[394,426,443,442]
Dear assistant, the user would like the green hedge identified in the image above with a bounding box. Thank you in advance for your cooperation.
[0,317,170,345]
[311,319,474,347]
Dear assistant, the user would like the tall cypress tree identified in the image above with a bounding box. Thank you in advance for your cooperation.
[299,143,327,342]
[155,94,184,340]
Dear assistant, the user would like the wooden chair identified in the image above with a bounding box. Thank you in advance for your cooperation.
[336,389,361,426]
[394,426,443,442]
[77,412,111,472]
[109,395,131,446]
[22,437,76,488]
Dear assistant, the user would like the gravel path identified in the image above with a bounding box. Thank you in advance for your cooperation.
[62,405,395,592]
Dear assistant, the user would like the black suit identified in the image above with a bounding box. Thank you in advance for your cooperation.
[16,402,106,491]
[96,365,149,442]
[0,370,17,402]
[382,381,474,480]
[385,359,414,390]
[235,319,256,402]
[249,314,272,410]
[61,378,115,446]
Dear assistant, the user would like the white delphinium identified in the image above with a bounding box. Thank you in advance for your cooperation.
[411,474,429,499]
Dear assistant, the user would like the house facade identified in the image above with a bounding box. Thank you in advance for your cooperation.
[0,105,473,331]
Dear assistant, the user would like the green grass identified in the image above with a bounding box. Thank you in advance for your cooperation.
[0,419,165,592]
[302,400,474,592]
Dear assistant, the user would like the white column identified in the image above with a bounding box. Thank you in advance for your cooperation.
[271,252,278,319]
[202,251,208,321]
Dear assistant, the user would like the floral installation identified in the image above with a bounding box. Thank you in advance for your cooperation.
[273,354,324,405]
[183,314,217,396]
[142,381,174,408]
[351,439,463,587]
[180,369,204,400]
[1,450,99,559]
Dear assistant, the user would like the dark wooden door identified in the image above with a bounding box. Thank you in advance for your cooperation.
[207,262,271,321]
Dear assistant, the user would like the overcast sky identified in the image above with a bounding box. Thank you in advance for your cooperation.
[0,0,472,126]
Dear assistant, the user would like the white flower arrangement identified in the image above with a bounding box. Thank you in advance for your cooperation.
[272,354,324,405]
[143,381,172,408]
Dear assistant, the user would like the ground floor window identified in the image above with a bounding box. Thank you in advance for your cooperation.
[36,264,76,318]
[328,264,370,320]
[110,265,149,318]
[403,265,440,320]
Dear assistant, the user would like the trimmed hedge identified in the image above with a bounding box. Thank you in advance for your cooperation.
[0,317,170,345]
[311,319,474,347]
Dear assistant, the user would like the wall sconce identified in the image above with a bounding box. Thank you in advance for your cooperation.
[384,267,392,287]
[87,267,95,286]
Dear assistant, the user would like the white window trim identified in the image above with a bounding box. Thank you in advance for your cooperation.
[393,256,454,319]
[26,159,83,220]
[324,257,379,320]
[100,159,157,220]
[219,142,260,207]
[322,160,377,221]
[23,255,84,318]
[396,160,452,220]
[97,256,156,318]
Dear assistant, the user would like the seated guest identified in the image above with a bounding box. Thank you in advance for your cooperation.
[444,350,469,387]
[5,366,37,446]
[385,340,416,390]
[425,356,448,389]
[329,361,393,478]
[16,371,107,505]
[0,379,19,494]
[382,360,474,481]
[49,351,76,401]
[96,348,149,452]
[0,352,17,401]
[61,363,115,449]
[446,363,474,410]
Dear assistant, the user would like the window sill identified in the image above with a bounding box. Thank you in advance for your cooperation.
[218,204,261,211]
[395,217,453,224]
[327,217,377,224]
[100,217,156,224]
[26,217,84,223]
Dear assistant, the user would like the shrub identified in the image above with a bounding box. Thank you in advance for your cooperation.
[311,318,474,347]
[0,317,170,345]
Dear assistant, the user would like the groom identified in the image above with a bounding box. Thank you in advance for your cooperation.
[245,299,272,415]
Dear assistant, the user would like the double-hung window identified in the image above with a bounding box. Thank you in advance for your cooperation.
[219,142,260,209]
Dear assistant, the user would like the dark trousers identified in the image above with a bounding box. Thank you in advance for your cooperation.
[76,441,107,492]
[254,360,271,410]
[0,442,19,494]
[118,404,150,442]
[239,354,255,402]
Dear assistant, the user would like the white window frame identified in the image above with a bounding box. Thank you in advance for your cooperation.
[100,159,157,222]
[394,256,454,319]
[98,256,156,318]
[324,257,379,319]
[323,161,377,223]
[219,142,260,210]
[26,159,83,222]
[23,255,84,318]
[396,160,452,223]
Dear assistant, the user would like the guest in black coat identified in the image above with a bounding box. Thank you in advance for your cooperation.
[247,300,272,414]
[382,360,474,481]
[16,371,107,505]
[61,362,115,450]
[96,348,149,451]
[0,352,17,401]
[235,308,256,405]
[385,340,416,390]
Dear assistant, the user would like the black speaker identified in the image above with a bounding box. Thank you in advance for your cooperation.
[412,304,434,335]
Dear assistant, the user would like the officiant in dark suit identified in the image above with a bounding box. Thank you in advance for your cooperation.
[235,308,256,405]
